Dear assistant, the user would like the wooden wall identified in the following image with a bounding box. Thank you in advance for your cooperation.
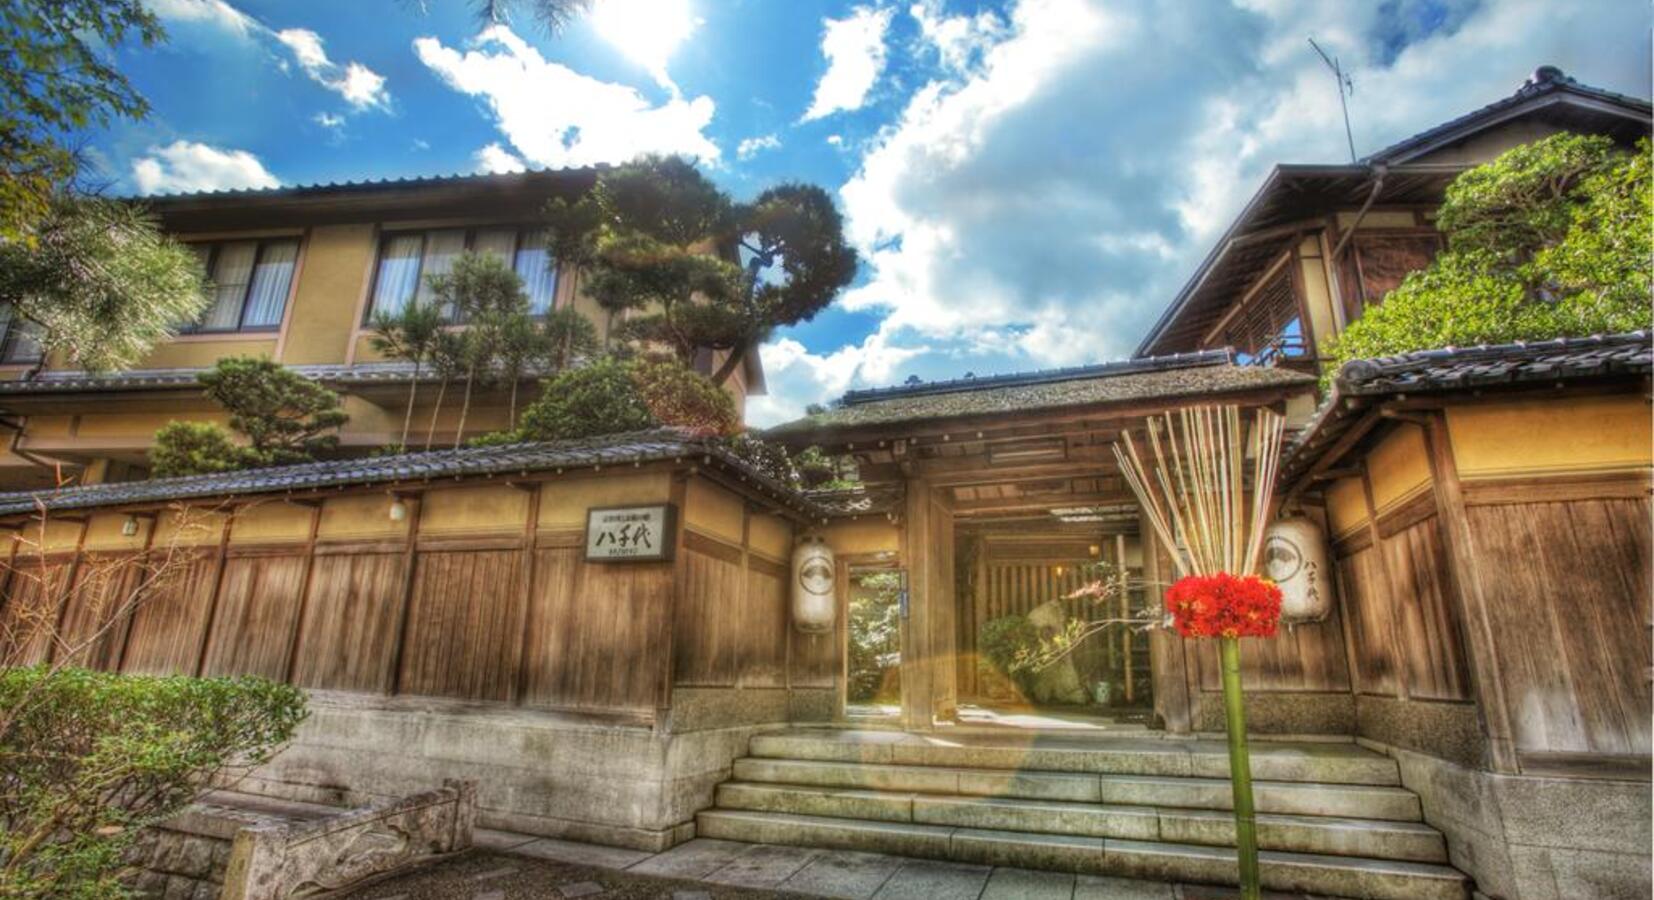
[0,472,802,725]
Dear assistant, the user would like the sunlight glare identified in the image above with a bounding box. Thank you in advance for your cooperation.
[589,0,698,90]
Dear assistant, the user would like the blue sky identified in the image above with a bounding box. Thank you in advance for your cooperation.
[101,0,1650,424]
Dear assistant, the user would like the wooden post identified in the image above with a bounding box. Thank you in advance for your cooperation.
[280,503,324,684]
[1422,411,1519,772]
[1117,532,1132,704]
[1144,516,1192,733]
[1359,459,1410,701]
[192,511,236,677]
[901,478,934,732]
[511,484,542,706]
[385,494,423,696]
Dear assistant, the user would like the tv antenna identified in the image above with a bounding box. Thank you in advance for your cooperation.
[1309,37,1357,163]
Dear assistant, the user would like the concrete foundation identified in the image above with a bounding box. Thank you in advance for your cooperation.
[1366,740,1651,900]
[1191,690,1355,735]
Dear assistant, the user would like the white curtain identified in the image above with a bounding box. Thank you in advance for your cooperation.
[202,242,256,330]
[514,229,558,315]
[370,234,424,317]
[414,229,467,315]
[242,241,298,328]
[473,227,517,263]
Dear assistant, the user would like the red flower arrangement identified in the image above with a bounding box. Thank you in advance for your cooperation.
[1166,573,1283,639]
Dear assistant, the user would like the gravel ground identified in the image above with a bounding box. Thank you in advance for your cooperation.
[342,850,808,900]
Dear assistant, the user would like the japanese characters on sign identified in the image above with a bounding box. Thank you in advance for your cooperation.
[585,505,677,562]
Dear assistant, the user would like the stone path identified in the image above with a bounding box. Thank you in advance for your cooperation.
[476,829,1316,899]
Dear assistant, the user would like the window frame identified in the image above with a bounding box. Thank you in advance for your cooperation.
[0,306,43,366]
[363,225,560,325]
[180,237,302,335]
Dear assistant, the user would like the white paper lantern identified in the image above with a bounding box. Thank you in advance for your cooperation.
[1262,518,1333,624]
[792,536,836,633]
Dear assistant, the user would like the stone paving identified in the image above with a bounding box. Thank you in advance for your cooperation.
[474,828,1315,899]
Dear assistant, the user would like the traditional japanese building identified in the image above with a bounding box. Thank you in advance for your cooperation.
[0,68,1648,900]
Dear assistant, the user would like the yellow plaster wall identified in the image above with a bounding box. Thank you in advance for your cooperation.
[538,472,672,529]
[143,338,279,370]
[22,519,89,553]
[420,484,529,535]
[282,225,377,365]
[1296,238,1339,356]
[231,502,315,545]
[81,513,153,552]
[823,519,900,557]
[748,513,792,560]
[1336,210,1420,230]
[74,411,232,439]
[154,509,229,547]
[1447,395,1653,478]
[1325,477,1369,539]
[684,478,744,543]
[1366,424,1432,513]
[317,494,408,541]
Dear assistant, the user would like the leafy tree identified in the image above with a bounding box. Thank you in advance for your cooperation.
[541,306,599,374]
[1,0,163,241]
[517,357,655,441]
[1325,134,1652,380]
[847,572,903,704]
[148,421,245,478]
[0,667,305,899]
[545,155,857,384]
[198,357,349,466]
[515,356,738,441]
[0,198,207,373]
[403,0,591,33]
[370,301,445,449]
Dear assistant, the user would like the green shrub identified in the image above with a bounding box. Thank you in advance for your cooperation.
[0,667,306,899]
[1324,134,1652,382]
[148,421,246,478]
[199,356,349,465]
[978,614,1041,692]
[515,356,738,442]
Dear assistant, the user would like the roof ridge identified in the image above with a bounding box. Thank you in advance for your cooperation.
[839,348,1235,405]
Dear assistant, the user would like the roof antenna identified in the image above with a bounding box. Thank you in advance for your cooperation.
[1309,37,1357,163]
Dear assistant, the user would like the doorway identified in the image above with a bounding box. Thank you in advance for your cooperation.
[844,567,903,720]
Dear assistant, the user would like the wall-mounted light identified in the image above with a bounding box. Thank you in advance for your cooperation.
[388,498,408,522]
[121,515,139,537]
[1053,565,1065,577]
[1088,544,1101,556]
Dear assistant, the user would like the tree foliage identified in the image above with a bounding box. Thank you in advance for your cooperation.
[0,667,305,899]
[1324,134,1652,381]
[370,301,445,449]
[515,356,738,441]
[198,357,349,466]
[0,0,163,241]
[148,421,245,479]
[545,155,857,384]
[0,198,207,373]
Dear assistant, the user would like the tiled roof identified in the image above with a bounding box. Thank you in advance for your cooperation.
[0,362,489,395]
[128,165,596,204]
[1367,68,1651,165]
[0,429,831,520]
[1279,332,1652,485]
[767,353,1314,438]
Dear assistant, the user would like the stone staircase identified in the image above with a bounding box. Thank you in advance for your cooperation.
[696,729,1468,900]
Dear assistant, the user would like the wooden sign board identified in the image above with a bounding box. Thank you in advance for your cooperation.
[585,505,676,562]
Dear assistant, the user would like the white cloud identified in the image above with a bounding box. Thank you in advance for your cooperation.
[754,0,1650,424]
[826,134,845,146]
[736,133,783,160]
[276,28,390,110]
[746,332,931,427]
[415,26,720,168]
[144,0,257,37]
[801,6,894,121]
[313,112,344,129]
[131,141,280,195]
[474,142,528,174]
[588,0,700,94]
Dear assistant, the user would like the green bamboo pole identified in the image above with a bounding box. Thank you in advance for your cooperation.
[1220,635,1261,900]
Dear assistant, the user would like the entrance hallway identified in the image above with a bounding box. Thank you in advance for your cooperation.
[696,728,1467,900]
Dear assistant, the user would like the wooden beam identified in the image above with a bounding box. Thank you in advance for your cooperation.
[953,491,1137,515]
[1199,246,1296,347]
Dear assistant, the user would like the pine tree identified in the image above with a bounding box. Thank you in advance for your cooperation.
[198,357,349,466]
[370,302,445,449]
[544,155,857,384]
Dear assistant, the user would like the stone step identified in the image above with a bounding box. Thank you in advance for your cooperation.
[729,758,1422,821]
[695,809,1468,900]
[748,730,1401,786]
[715,782,1447,863]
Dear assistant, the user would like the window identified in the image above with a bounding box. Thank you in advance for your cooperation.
[367,227,559,321]
[0,304,43,365]
[183,239,300,333]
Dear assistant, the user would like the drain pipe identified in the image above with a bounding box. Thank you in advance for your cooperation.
[1329,164,1387,309]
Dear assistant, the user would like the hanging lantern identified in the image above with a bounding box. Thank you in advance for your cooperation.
[792,535,836,633]
[1262,518,1333,623]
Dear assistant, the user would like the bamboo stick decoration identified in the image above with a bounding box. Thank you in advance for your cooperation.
[1114,404,1285,900]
